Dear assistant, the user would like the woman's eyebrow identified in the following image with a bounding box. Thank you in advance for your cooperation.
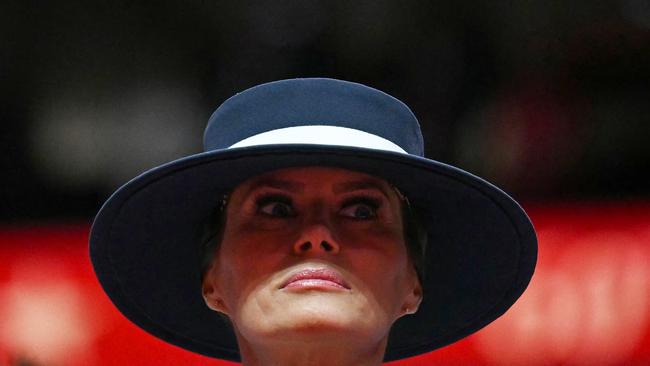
[332,180,390,198]
[246,178,305,194]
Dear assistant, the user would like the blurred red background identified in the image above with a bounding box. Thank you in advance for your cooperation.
[1,202,648,366]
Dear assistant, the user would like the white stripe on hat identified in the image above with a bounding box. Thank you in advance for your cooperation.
[228,125,407,154]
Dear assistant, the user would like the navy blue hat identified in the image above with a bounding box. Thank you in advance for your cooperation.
[90,78,537,361]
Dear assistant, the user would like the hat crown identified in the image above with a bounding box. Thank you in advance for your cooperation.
[203,78,425,156]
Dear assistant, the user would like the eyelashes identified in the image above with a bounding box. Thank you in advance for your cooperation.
[253,193,383,220]
[339,196,381,219]
[255,194,296,217]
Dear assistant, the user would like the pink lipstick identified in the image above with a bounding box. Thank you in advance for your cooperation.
[281,268,350,290]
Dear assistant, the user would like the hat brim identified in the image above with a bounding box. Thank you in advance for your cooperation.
[89,144,537,362]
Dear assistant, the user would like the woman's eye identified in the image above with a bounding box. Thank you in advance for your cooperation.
[258,201,295,217]
[340,202,378,219]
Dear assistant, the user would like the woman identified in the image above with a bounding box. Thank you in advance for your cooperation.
[90,78,537,365]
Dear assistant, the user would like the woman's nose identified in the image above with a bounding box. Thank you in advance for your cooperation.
[293,223,340,255]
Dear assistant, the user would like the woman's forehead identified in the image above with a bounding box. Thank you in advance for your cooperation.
[235,167,394,196]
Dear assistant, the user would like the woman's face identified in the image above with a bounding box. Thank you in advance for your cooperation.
[202,167,422,346]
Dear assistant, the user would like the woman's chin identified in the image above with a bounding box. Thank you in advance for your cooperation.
[280,304,359,331]
[238,295,384,341]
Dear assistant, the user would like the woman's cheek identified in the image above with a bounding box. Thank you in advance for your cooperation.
[337,223,403,250]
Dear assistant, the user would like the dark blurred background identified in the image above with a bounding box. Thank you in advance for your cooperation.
[2,0,649,222]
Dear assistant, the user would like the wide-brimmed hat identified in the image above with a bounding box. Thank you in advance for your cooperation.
[90,78,537,361]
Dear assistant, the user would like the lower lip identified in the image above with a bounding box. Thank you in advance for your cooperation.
[284,279,348,290]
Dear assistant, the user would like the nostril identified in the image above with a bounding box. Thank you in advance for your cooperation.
[321,241,333,252]
[295,240,338,254]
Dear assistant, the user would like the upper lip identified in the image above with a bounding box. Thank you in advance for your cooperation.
[280,268,350,289]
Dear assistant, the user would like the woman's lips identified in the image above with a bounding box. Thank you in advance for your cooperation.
[280,268,350,290]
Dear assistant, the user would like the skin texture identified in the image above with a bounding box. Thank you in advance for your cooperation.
[202,167,422,366]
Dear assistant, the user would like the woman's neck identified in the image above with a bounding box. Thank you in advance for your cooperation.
[236,334,387,366]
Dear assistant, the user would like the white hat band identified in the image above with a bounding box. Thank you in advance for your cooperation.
[228,125,407,154]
